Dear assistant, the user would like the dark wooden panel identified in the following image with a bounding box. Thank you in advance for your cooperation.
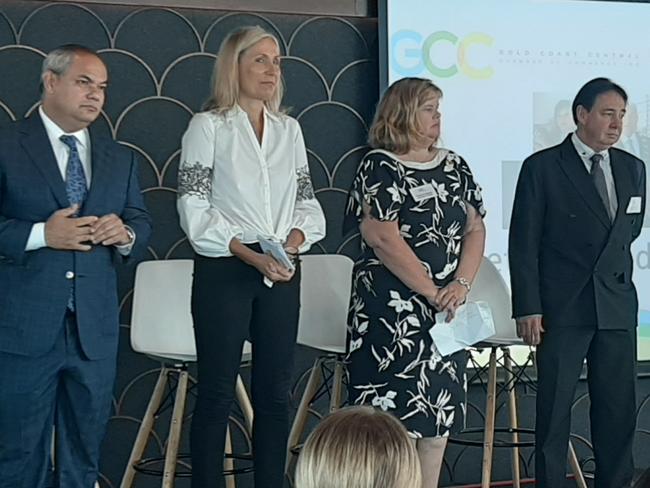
[25,0,378,17]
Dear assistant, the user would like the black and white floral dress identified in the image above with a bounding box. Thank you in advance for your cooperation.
[344,148,486,438]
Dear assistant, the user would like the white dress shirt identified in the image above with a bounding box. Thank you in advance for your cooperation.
[177,106,326,258]
[25,107,92,251]
[571,132,618,218]
[25,106,133,254]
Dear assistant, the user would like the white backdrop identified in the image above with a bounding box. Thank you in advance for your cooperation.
[385,0,650,359]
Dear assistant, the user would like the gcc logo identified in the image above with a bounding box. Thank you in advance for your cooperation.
[391,29,494,79]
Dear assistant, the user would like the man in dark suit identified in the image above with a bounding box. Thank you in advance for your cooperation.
[0,45,151,487]
[509,78,645,488]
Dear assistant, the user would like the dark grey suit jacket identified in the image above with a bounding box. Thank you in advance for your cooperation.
[509,135,645,330]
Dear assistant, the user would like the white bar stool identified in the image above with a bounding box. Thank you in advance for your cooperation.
[120,259,253,488]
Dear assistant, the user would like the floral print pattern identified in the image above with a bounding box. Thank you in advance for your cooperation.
[296,165,316,202]
[345,149,485,438]
[178,161,213,199]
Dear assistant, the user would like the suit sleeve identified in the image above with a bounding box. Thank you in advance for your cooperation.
[508,157,545,317]
[0,159,34,264]
[119,150,152,263]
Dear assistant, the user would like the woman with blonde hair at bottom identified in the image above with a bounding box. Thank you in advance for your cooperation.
[295,406,422,488]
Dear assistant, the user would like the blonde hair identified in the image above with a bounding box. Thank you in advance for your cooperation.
[203,25,284,113]
[368,77,442,154]
[294,406,422,488]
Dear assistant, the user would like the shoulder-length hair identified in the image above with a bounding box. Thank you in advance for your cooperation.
[203,25,284,114]
[294,406,422,488]
[369,77,442,154]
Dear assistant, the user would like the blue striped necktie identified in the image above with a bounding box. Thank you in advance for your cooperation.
[60,135,87,207]
[60,134,87,311]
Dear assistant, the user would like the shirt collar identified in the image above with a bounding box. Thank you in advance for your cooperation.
[226,104,281,122]
[571,132,608,161]
[39,105,89,150]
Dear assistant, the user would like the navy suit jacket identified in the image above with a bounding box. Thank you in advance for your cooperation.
[509,135,645,330]
[0,113,151,359]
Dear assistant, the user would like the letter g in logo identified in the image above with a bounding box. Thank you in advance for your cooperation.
[392,30,494,79]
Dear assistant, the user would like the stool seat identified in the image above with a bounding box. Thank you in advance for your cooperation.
[121,260,253,488]
[285,254,354,482]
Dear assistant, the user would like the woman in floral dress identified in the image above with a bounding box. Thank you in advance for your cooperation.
[344,77,486,487]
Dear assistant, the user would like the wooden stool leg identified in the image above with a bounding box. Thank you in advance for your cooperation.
[503,348,521,488]
[481,348,498,488]
[235,374,254,436]
[224,425,236,488]
[162,369,188,488]
[329,357,344,413]
[120,367,170,488]
[285,358,324,473]
[568,440,587,488]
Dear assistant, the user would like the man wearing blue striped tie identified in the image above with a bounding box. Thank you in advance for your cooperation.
[0,44,151,488]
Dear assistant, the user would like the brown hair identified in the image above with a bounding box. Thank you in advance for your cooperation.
[368,77,442,154]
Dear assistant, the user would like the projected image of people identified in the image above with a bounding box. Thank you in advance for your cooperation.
[616,102,650,162]
[344,77,486,488]
[533,98,575,151]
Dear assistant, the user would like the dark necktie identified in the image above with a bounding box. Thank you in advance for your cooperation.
[590,153,612,221]
[60,135,87,310]
[60,135,87,208]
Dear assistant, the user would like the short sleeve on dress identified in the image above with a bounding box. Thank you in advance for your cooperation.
[456,155,486,218]
[344,151,406,233]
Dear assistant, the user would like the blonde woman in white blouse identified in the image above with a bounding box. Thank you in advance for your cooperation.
[177,26,326,488]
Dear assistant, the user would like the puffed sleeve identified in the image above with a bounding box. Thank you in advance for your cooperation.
[177,112,244,257]
[343,152,406,234]
[453,153,486,218]
[290,121,326,252]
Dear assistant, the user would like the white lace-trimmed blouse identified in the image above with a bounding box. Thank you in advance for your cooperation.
[177,106,326,258]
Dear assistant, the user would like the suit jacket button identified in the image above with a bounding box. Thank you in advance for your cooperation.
[65,271,75,279]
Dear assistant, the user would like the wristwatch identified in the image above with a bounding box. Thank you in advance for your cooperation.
[454,277,471,292]
[124,226,135,245]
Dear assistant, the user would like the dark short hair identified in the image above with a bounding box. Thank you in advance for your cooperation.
[571,77,628,124]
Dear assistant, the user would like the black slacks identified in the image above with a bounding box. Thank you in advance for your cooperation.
[535,326,637,488]
[190,252,300,488]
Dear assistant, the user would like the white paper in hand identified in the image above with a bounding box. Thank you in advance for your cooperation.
[257,235,295,272]
[429,301,496,357]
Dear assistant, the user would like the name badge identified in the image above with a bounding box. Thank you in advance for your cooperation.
[409,183,436,202]
[626,196,642,214]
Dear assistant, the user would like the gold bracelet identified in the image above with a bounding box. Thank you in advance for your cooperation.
[454,277,471,292]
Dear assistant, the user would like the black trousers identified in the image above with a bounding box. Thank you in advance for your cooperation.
[190,252,300,488]
[535,326,637,488]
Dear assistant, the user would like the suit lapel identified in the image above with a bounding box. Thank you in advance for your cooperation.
[20,114,69,208]
[557,136,611,229]
[82,135,112,216]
